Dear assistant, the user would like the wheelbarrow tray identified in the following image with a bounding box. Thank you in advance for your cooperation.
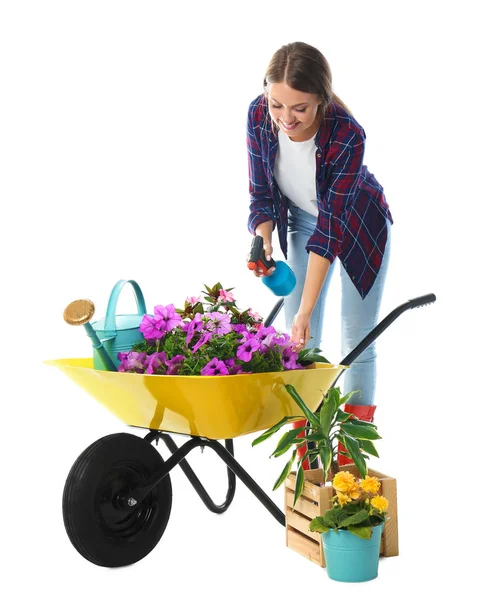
[46,358,345,439]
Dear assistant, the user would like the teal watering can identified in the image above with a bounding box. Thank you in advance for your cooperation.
[90,279,148,370]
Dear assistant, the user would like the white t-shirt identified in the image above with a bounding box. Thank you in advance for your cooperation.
[274,129,319,217]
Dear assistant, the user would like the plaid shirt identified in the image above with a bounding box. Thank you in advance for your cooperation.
[247,94,393,299]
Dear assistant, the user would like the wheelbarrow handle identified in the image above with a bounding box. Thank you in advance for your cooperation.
[264,298,285,327]
[263,293,437,366]
[339,293,437,368]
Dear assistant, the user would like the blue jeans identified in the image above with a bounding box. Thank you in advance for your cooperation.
[284,204,391,406]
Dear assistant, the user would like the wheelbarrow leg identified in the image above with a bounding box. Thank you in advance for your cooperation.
[205,439,285,526]
[144,432,236,514]
[133,433,285,527]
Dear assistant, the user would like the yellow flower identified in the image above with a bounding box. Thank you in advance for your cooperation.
[348,483,361,500]
[336,492,352,505]
[360,476,381,494]
[332,471,356,493]
[371,495,389,513]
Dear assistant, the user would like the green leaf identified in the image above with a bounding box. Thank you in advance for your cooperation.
[342,502,361,515]
[272,450,297,491]
[340,390,360,405]
[285,384,321,427]
[340,418,378,427]
[272,428,305,457]
[335,408,355,423]
[347,526,372,540]
[320,445,332,483]
[298,348,330,364]
[193,303,204,315]
[293,467,305,507]
[252,417,296,446]
[324,507,349,527]
[309,516,330,533]
[320,394,336,436]
[298,448,320,469]
[341,422,382,440]
[337,509,370,528]
[359,439,379,458]
[326,387,342,413]
[339,434,367,478]
[304,433,327,443]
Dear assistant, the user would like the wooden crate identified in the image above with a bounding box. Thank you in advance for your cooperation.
[285,466,398,567]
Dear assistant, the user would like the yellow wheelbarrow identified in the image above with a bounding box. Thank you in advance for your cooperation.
[46,294,435,568]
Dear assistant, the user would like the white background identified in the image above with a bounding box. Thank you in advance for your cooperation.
[1,1,497,598]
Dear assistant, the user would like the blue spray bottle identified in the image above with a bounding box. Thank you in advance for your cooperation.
[247,235,296,296]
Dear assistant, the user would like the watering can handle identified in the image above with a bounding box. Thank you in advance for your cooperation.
[103,279,147,338]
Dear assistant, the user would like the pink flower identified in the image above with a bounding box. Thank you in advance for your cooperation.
[201,357,230,376]
[248,309,262,321]
[219,289,235,303]
[186,295,201,305]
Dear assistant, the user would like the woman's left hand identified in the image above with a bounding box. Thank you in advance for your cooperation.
[291,311,311,351]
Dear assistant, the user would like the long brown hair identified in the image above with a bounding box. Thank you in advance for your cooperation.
[263,42,351,119]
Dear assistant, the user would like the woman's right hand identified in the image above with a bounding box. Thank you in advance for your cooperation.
[249,221,275,277]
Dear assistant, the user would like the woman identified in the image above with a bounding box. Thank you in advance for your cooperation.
[246,42,393,464]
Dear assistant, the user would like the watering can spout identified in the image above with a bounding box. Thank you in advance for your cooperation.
[63,299,117,372]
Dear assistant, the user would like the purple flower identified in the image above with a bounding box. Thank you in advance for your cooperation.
[139,314,167,341]
[240,330,255,340]
[223,358,244,375]
[232,324,248,334]
[118,351,148,373]
[237,337,261,362]
[263,331,291,348]
[144,352,167,374]
[192,332,213,353]
[281,345,301,370]
[165,354,185,375]
[154,304,182,332]
[186,313,204,345]
[205,311,232,335]
[254,325,277,341]
[201,357,230,376]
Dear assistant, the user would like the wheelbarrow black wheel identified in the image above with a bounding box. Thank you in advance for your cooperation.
[62,433,172,567]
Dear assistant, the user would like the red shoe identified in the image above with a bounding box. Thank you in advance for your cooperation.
[337,404,377,466]
[293,419,311,470]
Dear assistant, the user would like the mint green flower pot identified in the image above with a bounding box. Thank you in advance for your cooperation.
[322,524,383,583]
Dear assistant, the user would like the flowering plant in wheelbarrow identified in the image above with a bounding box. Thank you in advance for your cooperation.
[252,384,382,506]
[118,283,328,376]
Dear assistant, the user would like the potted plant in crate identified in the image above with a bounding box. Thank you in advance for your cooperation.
[252,384,381,505]
[253,383,397,571]
[309,471,389,582]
